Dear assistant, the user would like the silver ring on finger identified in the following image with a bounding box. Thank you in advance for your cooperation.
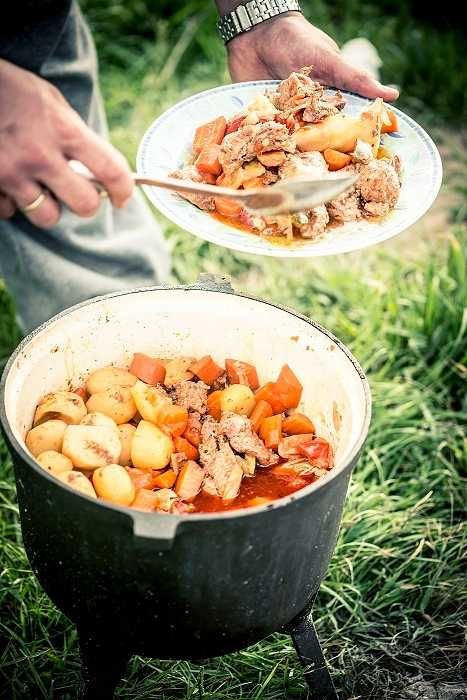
[20,189,48,213]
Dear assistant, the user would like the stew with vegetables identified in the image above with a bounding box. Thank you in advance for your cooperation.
[26,354,334,514]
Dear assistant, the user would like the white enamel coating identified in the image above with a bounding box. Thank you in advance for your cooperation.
[2,287,370,512]
[138,81,442,258]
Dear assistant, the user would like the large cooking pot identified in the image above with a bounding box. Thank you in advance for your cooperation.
[0,276,371,699]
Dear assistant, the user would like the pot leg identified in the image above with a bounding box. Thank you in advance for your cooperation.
[78,626,131,700]
[289,609,338,700]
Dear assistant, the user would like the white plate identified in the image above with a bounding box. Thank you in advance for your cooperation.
[137,81,442,258]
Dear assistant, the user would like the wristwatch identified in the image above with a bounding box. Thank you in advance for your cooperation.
[217,0,302,44]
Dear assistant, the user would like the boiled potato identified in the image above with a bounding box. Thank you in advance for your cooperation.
[56,470,97,498]
[80,411,118,430]
[131,420,173,471]
[117,423,136,466]
[25,419,67,457]
[295,98,384,156]
[130,380,170,423]
[163,357,194,386]
[86,386,137,424]
[62,425,121,470]
[220,384,255,416]
[86,366,137,395]
[92,464,135,506]
[33,392,86,427]
[36,450,73,475]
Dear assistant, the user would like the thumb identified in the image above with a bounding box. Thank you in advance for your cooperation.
[325,54,399,101]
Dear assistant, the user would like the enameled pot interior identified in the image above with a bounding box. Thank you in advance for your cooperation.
[3,288,370,499]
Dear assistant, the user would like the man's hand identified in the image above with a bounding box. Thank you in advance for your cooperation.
[227,13,399,101]
[0,59,134,228]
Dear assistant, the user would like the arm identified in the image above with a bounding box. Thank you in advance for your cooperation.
[214,2,398,101]
[0,59,133,227]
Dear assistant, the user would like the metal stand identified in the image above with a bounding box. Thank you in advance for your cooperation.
[78,625,131,700]
[288,608,339,700]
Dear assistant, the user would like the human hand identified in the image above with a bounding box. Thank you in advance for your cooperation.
[227,13,399,101]
[0,59,134,228]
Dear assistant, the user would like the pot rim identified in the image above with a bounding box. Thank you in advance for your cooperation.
[0,284,372,522]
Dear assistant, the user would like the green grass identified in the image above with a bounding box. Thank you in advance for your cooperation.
[1,1,467,697]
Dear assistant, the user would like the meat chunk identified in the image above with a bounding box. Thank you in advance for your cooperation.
[173,381,209,414]
[199,415,222,469]
[220,122,295,174]
[326,167,362,222]
[358,159,400,217]
[170,452,186,476]
[170,166,215,211]
[219,412,279,467]
[207,442,243,499]
[270,68,345,122]
[294,205,329,239]
[278,151,328,180]
[152,488,180,513]
[262,214,293,238]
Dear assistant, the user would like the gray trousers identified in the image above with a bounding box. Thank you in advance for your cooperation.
[0,2,170,334]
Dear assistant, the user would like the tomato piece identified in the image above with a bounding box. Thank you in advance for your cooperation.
[282,413,315,435]
[274,364,302,409]
[191,355,224,385]
[298,437,334,469]
[72,387,88,401]
[250,400,273,432]
[173,436,199,461]
[259,414,282,449]
[207,390,223,421]
[277,434,316,459]
[157,404,188,437]
[225,115,245,134]
[225,359,259,390]
[129,353,166,385]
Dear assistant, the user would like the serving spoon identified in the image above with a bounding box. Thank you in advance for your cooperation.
[69,160,357,216]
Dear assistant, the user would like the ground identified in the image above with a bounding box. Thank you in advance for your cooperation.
[0,2,466,698]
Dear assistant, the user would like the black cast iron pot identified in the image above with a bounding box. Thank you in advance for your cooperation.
[0,276,371,698]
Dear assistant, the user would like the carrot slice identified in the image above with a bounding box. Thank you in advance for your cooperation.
[225,359,259,390]
[250,399,273,432]
[173,436,199,461]
[214,197,243,218]
[259,414,282,449]
[129,353,166,385]
[323,149,352,171]
[191,355,224,385]
[275,364,302,409]
[207,390,223,421]
[381,108,398,134]
[255,382,286,415]
[157,404,188,437]
[282,413,315,435]
[196,144,222,176]
[130,488,160,512]
[152,469,177,489]
[257,150,286,167]
[226,115,245,134]
[193,116,227,154]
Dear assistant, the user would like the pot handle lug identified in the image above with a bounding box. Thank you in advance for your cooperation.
[185,273,234,294]
[132,513,181,550]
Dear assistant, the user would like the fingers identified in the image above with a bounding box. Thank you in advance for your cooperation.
[43,159,102,218]
[0,193,16,219]
[10,181,61,229]
[65,124,134,208]
[324,54,399,100]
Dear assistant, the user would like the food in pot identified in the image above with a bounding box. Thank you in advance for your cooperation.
[25,353,334,514]
[171,66,401,242]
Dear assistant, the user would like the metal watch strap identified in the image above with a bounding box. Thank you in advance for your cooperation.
[217,0,302,44]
